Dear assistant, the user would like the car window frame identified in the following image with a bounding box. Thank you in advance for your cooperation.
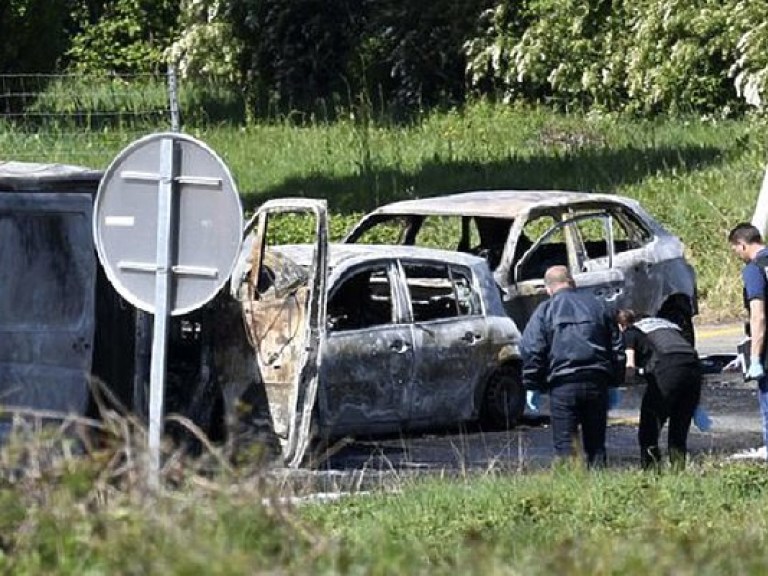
[326,260,404,334]
[398,259,485,324]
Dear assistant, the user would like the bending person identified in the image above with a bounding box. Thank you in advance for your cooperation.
[616,309,702,469]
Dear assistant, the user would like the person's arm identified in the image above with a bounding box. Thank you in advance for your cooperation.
[621,327,641,384]
[520,307,549,391]
[743,263,766,364]
[750,298,766,362]
[625,348,637,381]
[608,313,626,384]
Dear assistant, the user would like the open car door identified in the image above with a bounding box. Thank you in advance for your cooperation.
[235,198,328,467]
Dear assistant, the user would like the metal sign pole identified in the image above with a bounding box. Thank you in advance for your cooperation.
[167,65,180,133]
[148,137,176,489]
[93,132,243,492]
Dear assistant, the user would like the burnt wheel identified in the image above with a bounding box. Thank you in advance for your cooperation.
[482,365,525,429]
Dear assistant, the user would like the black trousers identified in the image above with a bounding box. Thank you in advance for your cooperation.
[638,361,702,469]
[549,380,609,467]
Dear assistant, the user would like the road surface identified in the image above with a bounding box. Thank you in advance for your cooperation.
[276,322,764,495]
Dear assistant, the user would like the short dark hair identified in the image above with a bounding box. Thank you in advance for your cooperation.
[728,222,762,245]
[616,309,636,326]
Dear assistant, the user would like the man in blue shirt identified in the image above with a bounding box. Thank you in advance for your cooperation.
[520,265,624,467]
[729,222,768,458]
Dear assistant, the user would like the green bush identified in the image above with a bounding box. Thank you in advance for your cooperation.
[465,0,767,116]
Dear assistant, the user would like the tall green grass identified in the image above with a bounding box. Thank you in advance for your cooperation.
[3,430,768,576]
[303,463,768,574]
[3,101,765,319]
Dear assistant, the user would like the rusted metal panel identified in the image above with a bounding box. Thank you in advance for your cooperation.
[238,198,328,467]
[244,287,308,439]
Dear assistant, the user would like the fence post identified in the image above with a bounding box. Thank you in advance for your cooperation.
[167,65,180,133]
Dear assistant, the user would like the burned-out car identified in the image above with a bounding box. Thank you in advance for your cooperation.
[344,190,698,341]
[223,199,524,467]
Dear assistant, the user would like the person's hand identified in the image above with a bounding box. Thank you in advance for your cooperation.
[722,357,743,373]
[693,407,712,432]
[746,359,765,381]
[526,390,541,413]
[608,388,623,410]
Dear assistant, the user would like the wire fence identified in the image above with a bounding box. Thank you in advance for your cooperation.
[0,70,183,168]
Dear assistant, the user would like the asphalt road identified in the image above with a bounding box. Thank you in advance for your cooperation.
[287,321,764,493]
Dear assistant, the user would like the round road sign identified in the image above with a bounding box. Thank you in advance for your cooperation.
[93,132,243,315]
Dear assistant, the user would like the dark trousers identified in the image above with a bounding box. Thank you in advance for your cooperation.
[549,380,609,467]
[638,361,702,469]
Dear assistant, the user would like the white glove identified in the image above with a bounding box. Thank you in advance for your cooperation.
[693,407,712,432]
[526,390,541,413]
[722,357,742,373]
[746,359,765,381]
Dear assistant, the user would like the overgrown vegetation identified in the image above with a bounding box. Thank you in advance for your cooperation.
[5,2,768,118]
[2,413,768,576]
[3,101,760,319]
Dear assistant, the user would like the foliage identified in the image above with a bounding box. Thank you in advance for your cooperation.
[303,463,768,574]
[66,0,180,74]
[729,1,768,109]
[226,0,491,120]
[227,0,366,120]
[0,0,73,74]
[5,0,768,117]
[355,0,494,113]
[5,434,768,575]
[464,0,764,116]
[165,0,241,83]
[466,0,630,111]
[622,0,738,116]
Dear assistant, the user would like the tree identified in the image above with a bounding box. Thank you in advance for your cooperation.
[65,0,180,74]
[0,0,73,73]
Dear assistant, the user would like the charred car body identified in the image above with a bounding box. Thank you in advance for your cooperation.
[1,168,525,467]
[344,190,698,341]
[219,199,524,466]
[0,162,221,443]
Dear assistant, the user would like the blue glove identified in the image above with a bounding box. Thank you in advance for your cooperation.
[747,359,765,381]
[608,388,623,410]
[693,406,712,432]
[526,390,541,413]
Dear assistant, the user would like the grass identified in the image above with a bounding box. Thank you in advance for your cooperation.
[302,464,768,574]
[3,100,763,320]
[3,416,768,576]
[4,95,768,571]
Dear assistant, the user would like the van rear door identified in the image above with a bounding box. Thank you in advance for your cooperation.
[0,192,96,416]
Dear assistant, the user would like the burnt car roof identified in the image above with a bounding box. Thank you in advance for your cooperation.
[271,242,487,270]
[367,190,637,219]
[0,161,103,192]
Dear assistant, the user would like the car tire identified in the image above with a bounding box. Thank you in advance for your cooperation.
[482,365,525,429]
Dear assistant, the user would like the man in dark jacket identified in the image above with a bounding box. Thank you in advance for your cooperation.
[616,309,701,469]
[520,265,624,467]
